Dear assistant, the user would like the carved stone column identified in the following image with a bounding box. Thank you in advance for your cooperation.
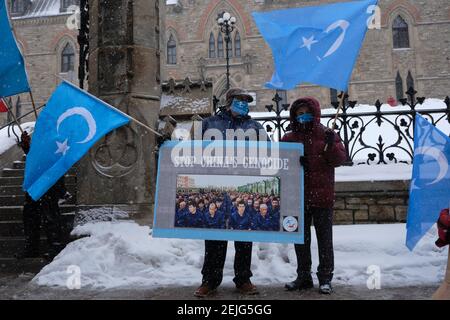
[77,0,163,224]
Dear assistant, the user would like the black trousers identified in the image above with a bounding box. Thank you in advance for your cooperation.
[23,192,63,255]
[201,240,253,288]
[294,207,334,284]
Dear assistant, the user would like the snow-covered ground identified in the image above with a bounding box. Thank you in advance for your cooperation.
[0,122,34,155]
[33,221,447,289]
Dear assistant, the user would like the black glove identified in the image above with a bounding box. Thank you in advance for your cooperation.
[156,133,171,148]
[19,131,31,154]
[325,129,335,148]
[299,156,308,170]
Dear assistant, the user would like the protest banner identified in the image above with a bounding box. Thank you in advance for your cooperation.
[153,140,304,244]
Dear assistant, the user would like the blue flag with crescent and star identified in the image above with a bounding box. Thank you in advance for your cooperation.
[406,114,450,250]
[0,0,30,97]
[252,0,378,91]
[23,81,130,201]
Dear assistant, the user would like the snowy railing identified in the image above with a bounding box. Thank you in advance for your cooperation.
[250,88,450,166]
[0,99,44,142]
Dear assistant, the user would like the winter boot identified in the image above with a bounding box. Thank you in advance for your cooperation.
[285,274,314,291]
[236,282,259,295]
[319,283,333,295]
[194,284,217,298]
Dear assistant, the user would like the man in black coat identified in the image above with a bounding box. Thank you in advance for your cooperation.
[16,131,68,261]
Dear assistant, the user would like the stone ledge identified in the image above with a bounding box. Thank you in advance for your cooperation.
[336,180,410,193]
[333,180,410,225]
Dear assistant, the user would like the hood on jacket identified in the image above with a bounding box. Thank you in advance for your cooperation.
[290,97,321,124]
[289,97,322,132]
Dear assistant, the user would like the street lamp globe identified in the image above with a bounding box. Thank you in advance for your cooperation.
[223,12,231,21]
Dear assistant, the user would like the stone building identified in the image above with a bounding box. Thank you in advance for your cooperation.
[3,0,449,125]
[163,0,450,110]
[1,0,79,125]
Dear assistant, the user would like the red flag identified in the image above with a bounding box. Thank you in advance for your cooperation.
[0,99,9,113]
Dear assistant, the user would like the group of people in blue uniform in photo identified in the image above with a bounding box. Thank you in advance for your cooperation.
[174,191,280,232]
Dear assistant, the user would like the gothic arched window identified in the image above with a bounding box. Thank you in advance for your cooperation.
[407,70,415,91]
[209,33,216,58]
[330,88,338,105]
[227,35,233,58]
[395,71,404,101]
[61,43,75,73]
[167,34,177,65]
[217,33,224,58]
[61,0,76,11]
[11,0,24,14]
[234,31,241,57]
[392,16,410,49]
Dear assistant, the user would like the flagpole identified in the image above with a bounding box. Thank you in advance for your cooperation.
[53,75,163,137]
[28,91,38,119]
[4,99,24,135]
[324,91,345,152]
[107,103,163,138]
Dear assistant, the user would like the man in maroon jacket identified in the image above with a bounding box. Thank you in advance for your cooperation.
[281,97,347,294]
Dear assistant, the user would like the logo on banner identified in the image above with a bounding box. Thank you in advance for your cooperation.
[282,216,298,232]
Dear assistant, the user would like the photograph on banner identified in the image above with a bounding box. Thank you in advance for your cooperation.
[153,140,304,244]
[175,174,281,231]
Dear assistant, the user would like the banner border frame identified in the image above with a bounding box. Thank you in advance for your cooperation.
[152,140,304,244]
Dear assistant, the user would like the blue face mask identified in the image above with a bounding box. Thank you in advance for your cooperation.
[231,99,249,116]
[296,113,314,124]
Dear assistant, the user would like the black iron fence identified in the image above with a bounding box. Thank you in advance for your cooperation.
[3,88,449,168]
[250,88,450,166]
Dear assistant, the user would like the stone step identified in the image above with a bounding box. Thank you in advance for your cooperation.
[2,169,24,177]
[0,194,77,206]
[0,237,48,258]
[0,177,23,186]
[1,168,77,178]
[0,183,77,195]
[0,184,77,196]
[0,221,23,237]
[12,161,25,170]
[0,175,77,186]
[0,213,75,237]
[0,205,77,221]
[0,195,24,206]
[0,257,48,274]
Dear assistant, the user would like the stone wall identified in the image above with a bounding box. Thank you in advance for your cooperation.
[0,14,78,126]
[163,0,450,110]
[3,0,449,127]
[76,0,163,224]
[334,180,410,225]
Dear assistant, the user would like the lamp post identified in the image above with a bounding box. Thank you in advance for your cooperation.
[217,11,236,91]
